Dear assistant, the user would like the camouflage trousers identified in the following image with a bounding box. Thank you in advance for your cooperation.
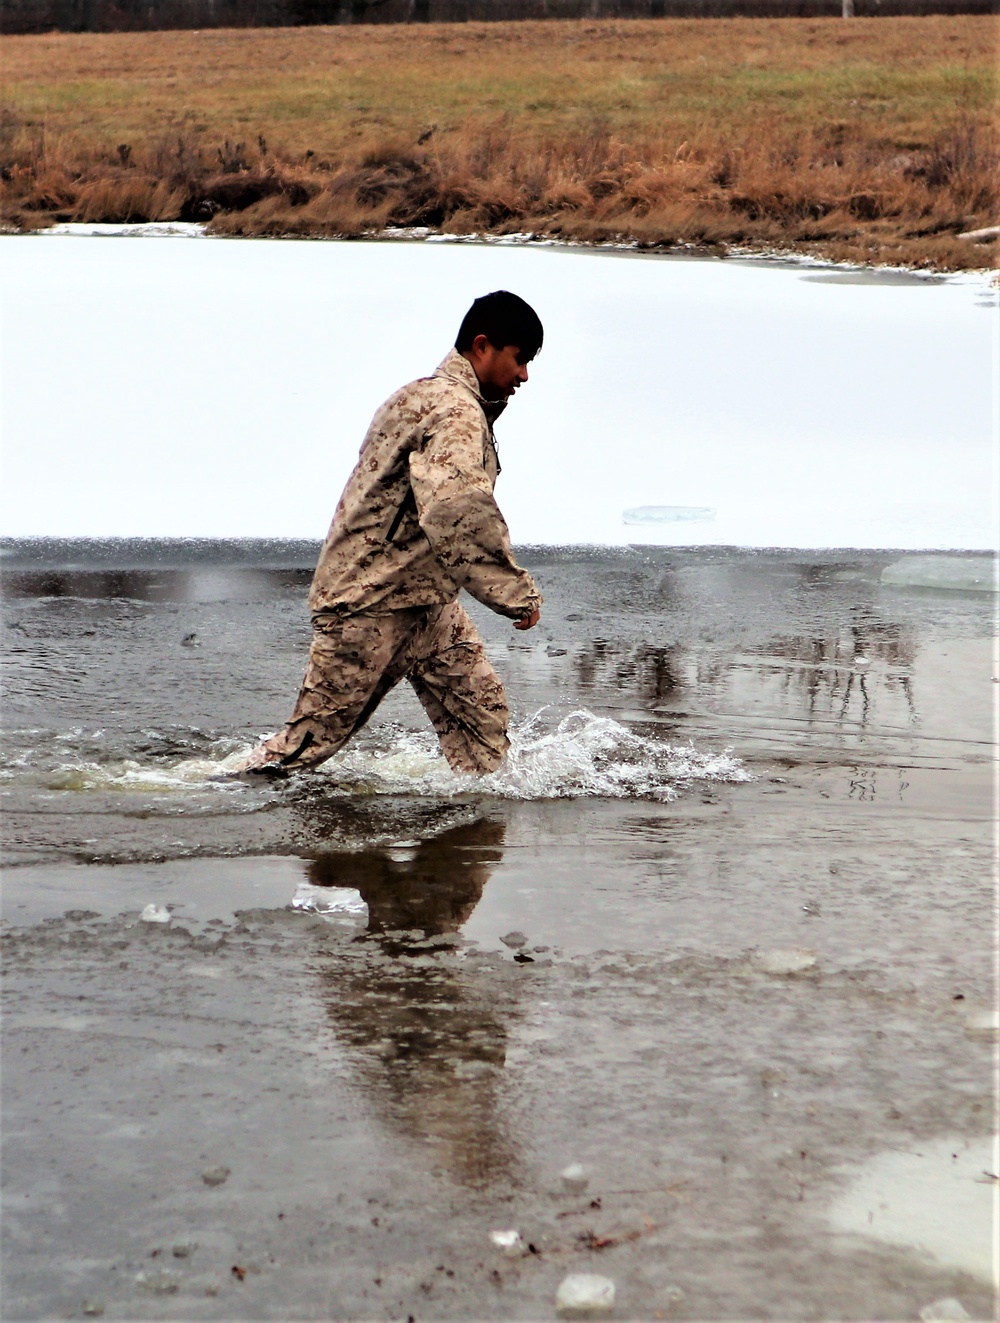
[242,601,509,776]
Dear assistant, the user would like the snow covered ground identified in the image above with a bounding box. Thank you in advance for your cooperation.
[2,231,996,548]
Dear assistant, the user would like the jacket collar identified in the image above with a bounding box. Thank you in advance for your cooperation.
[434,348,507,425]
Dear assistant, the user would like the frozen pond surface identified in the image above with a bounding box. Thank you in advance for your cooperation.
[1,233,996,548]
[1,226,997,1318]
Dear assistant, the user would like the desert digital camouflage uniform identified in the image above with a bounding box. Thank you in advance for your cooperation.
[243,349,541,776]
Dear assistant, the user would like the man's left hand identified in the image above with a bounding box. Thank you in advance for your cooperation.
[513,608,541,631]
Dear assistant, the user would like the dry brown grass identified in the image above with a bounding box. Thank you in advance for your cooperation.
[2,16,998,267]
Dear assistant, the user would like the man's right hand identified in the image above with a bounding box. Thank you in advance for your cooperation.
[513,608,541,631]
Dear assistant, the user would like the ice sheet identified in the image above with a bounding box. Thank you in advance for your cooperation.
[622,505,716,524]
[1,235,996,548]
[826,1136,998,1284]
[881,554,999,592]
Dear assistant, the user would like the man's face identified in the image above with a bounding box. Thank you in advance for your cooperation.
[470,339,532,402]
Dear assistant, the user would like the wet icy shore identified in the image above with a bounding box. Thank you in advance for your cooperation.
[2,542,997,1321]
[2,867,995,1322]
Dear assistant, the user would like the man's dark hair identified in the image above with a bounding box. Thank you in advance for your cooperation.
[455,291,544,359]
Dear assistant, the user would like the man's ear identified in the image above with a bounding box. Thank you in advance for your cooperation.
[470,333,491,357]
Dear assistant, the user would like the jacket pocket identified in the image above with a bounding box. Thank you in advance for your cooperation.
[383,487,416,544]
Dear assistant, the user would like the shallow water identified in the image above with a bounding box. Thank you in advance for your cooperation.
[2,540,996,1319]
[3,541,995,867]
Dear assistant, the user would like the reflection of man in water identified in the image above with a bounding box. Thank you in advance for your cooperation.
[309,818,504,938]
[312,819,519,1186]
[234,292,543,778]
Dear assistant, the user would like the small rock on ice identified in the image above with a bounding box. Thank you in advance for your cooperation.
[500,930,528,949]
[556,1273,616,1316]
[751,948,818,976]
[919,1300,971,1322]
[489,1229,526,1254]
[140,904,171,924]
[560,1162,589,1193]
[201,1165,230,1186]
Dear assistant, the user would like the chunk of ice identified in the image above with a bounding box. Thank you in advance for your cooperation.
[291,882,367,916]
[919,1300,971,1322]
[489,1229,526,1255]
[140,904,171,924]
[500,930,528,949]
[881,556,998,593]
[751,948,818,975]
[134,1269,179,1294]
[556,1273,616,1316]
[826,1136,994,1281]
[560,1162,589,1194]
[622,505,716,525]
[962,1007,999,1039]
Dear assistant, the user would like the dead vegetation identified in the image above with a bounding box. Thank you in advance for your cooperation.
[2,17,998,267]
[3,114,996,267]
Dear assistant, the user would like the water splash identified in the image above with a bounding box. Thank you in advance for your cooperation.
[0,731,251,795]
[315,708,751,801]
[43,757,244,793]
[19,709,751,802]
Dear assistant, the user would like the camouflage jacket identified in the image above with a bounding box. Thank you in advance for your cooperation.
[308,349,542,621]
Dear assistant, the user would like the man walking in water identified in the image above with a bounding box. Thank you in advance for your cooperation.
[233,290,543,779]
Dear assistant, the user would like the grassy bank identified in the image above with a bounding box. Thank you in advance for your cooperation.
[2,16,998,267]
